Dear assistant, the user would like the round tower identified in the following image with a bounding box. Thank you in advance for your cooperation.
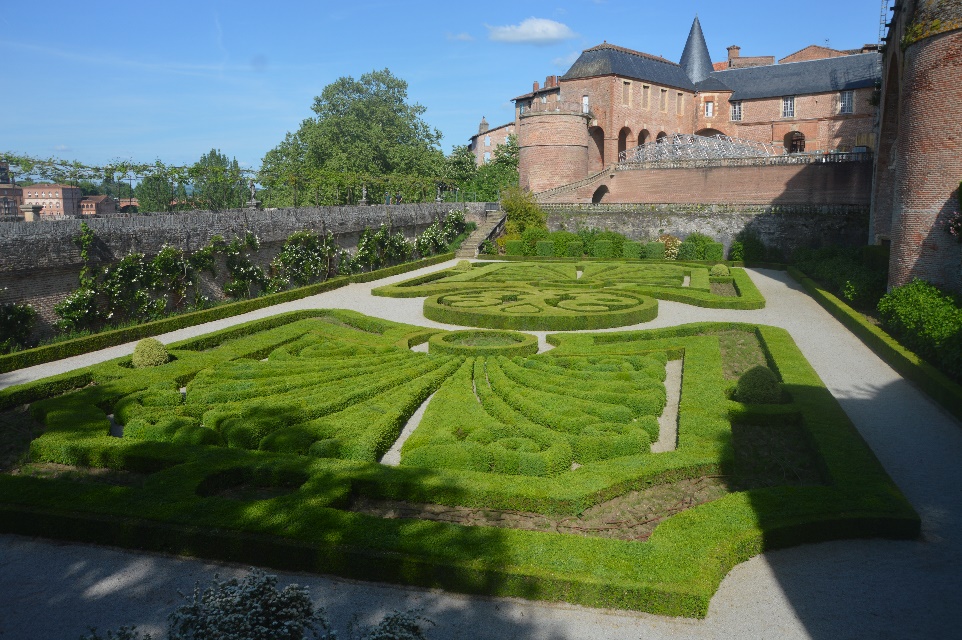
[874,0,962,292]
[518,108,591,194]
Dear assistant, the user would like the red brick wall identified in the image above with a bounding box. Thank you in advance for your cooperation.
[518,112,589,192]
[470,122,515,166]
[540,162,873,206]
[888,28,962,291]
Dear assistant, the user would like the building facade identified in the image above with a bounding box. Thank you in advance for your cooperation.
[79,194,118,216]
[468,117,515,166]
[499,17,880,194]
[21,184,82,219]
[0,162,23,218]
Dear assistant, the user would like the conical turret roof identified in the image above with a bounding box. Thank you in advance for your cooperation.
[680,16,712,84]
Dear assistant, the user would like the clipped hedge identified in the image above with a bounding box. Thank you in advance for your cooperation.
[565,241,584,257]
[504,240,524,256]
[645,243,665,260]
[0,312,919,619]
[535,241,555,257]
[790,266,962,423]
[0,253,455,375]
[623,242,643,260]
[428,330,539,357]
[592,240,616,259]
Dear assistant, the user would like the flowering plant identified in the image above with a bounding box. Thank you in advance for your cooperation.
[946,211,962,243]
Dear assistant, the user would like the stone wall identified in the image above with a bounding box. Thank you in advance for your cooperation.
[0,202,486,331]
[546,203,869,259]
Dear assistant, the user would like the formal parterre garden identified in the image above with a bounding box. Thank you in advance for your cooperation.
[0,260,918,618]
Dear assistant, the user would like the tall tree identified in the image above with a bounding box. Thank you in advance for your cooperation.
[259,69,444,205]
[190,149,245,211]
[466,134,519,201]
[136,173,175,213]
[444,144,477,186]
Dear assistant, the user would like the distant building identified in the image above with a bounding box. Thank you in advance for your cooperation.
[0,162,23,218]
[468,117,515,166]
[117,197,139,213]
[21,184,82,219]
[80,194,118,216]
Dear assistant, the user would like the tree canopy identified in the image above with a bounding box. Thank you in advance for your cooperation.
[259,69,445,206]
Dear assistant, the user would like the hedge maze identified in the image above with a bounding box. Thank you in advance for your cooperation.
[374,260,765,330]
[0,303,919,618]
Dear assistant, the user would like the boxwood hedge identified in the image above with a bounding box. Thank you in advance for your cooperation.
[0,309,918,618]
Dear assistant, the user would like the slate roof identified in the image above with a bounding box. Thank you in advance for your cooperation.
[679,17,713,84]
[561,43,695,91]
[704,52,881,100]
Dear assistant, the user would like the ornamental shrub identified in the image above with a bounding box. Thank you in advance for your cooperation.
[734,230,767,261]
[82,568,432,640]
[479,239,497,255]
[521,227,549,255]
[677,232,715,261]
[793,246,887,309]
[705,242,724,261]
[644,242,665,260]
[501,186,546,236]
[132,338,169,368]
[594,230,626,257]
[710,264,730,277]
[0,302,36,354]
[735,365,781,404]
[877,279,962,378]
[547,230,579,256]
[623,242,643,260]
[659,234,681,260]
[535,240,555,257]
[504,240,524,256]
[592,240,615,258]
[728,241,744,261]
[565,241,584,257]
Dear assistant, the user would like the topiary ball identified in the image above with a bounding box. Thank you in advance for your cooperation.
[710,264,730,277]
[735,365,781,404]
[132,338,169,368]
[455,260,473,270]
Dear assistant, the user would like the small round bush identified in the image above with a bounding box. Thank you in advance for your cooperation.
[455,260,473,271]
[710,264,730,277]
[735,365,781,404]
[132,338,169,368]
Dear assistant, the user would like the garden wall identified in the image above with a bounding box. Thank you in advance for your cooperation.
[546,203,870,259]
[0,202,486,329]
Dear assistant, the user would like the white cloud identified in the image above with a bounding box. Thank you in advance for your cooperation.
[446,32,474,42]
[486,18,577,45]
[552,51,581,68]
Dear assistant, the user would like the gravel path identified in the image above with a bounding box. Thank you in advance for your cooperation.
[1,264,961,639]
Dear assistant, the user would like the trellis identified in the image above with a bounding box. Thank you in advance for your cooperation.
[618,134,782,165]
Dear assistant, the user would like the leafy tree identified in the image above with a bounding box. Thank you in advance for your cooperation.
[259,69,444,204]
[444,144,477,186]
[501,185,545,235]
[191,148,246,211]
[77,180,103,195]
[465,135,519,201]
[135,173,175,213]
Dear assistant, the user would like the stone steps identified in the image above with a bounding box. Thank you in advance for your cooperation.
[455,218,501,258]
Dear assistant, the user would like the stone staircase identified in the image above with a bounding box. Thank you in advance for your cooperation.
[456,208,505,258]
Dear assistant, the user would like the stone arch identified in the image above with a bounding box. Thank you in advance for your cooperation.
[695,127,726,137]
[656,131,668,142]
[785,131,806,153]
[591,185,610,204]
[617,127,632,157]
[589,126,605,172]
[638,129,650,146]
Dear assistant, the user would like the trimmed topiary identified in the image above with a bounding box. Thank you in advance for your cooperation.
[735,365,781,404]
[504,240,524,256]
[592,240,615,258]
[705,243,724,261]
[710,264,730,277]
[644,242,665,260]
[565,241,584,257]
[132,338,169,368]
[535,240,555,257]
[623,242,643,260]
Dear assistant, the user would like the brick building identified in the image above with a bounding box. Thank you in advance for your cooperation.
[79,194,118,216]
[21,184,82,219]
[468,117,515,166]
[496,17,880,194]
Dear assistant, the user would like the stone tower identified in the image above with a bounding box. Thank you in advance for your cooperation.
[872,0,962,291]
[518,108,591,194]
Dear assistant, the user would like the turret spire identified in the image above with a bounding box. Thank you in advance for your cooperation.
[680,16,713,84]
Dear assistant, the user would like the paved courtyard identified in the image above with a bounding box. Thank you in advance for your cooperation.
[1,262,960,639]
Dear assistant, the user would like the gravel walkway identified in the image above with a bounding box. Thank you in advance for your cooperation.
[1,263,960,639]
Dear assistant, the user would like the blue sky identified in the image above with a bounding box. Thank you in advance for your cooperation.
[3,0,884,171]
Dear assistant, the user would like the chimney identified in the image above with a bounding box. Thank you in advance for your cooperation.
[727,45,741,62]
[478,116,489,134]
[545,75,558,88]
[533,80,540,92]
